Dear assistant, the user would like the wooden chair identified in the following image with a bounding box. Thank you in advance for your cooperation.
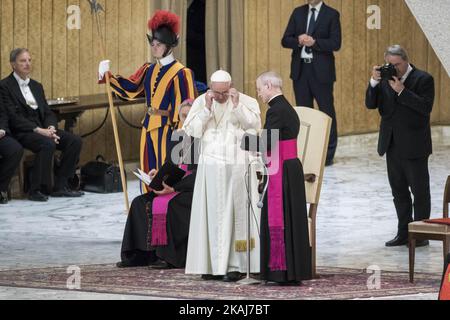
[294,107,332,278]
[408,175,450,283]
[6,150,36,199]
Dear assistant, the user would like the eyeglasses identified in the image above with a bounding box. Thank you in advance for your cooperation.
[211,90,230,97]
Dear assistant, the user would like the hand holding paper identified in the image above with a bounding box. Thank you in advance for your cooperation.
[133,168,152,186]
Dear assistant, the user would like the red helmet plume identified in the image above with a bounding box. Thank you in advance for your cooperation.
[148,10,180,35]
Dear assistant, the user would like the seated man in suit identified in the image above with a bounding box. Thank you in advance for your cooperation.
[0,98,24,204]
[0,48,83,201]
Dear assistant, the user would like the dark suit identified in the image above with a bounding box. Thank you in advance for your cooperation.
[365,65,434,238]
[0,73,82,193]
[0,96,23,193]
[282,2,341,163]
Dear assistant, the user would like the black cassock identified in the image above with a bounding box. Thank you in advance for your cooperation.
[119,135,197,268]
[260,95,312,284]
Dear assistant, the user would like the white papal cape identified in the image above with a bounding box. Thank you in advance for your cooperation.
[183,92,262,275]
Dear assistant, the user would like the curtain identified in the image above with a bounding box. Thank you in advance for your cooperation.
[205,0,245,91]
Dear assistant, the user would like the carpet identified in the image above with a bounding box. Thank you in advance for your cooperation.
[0,265,441,300]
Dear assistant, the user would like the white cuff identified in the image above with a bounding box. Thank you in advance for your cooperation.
[370,78,380,88]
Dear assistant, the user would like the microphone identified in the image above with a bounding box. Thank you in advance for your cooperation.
[257,160,270,209]
[257,177,269,208]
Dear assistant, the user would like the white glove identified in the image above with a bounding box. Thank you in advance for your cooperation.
[0,129,6,139]
[98,60,111,81]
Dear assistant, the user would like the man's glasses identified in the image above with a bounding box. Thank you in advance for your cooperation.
[211,90,229,97]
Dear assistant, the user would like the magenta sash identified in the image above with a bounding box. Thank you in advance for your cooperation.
[150,164,191,247]
[267,139,298,271]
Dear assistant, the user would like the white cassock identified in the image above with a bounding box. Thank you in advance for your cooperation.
[183,92,262,275]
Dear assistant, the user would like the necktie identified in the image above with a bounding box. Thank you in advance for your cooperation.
[305,8,316,54]
[19,78,30,87]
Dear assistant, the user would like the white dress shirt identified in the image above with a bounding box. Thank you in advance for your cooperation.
[13,72,38,110]
[301,1,323,59]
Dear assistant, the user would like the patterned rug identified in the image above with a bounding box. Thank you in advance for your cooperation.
[0,265,441,300]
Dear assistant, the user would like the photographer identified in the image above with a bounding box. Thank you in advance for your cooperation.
[366,45,435,248]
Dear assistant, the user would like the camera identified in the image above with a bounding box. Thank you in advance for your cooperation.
[377,63,397,81]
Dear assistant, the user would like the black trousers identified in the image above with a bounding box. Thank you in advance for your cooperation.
[0,135,24,192]
[15,130,82,192]
[386,146,431,238]
[294,62,338,163]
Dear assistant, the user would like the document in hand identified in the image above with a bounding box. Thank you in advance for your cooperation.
[149,162,186,191]
[133,169,152,186]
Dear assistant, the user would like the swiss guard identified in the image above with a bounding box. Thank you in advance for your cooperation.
[98,10,197,193]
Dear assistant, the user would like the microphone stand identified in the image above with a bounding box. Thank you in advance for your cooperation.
[238,155,266,286]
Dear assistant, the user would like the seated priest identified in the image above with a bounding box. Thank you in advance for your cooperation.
[0,48,83,201]
[117,99,198,269]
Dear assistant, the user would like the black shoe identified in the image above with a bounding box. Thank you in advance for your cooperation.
[116,259,148,268]
[51,187,83,198]
[223,272,243,282]
[28,191,49,202]
[149,259,175,270]
[385,235,408,247]
[407,240,430,248]
[201,274,224,281]
[325,159,334,167]
[0,191,8,204]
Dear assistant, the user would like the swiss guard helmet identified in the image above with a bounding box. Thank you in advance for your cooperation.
[147,10,180,56]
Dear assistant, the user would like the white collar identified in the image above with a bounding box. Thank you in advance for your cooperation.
[158,53,175,67]
[268,93,283,105]
[309,1,323,12]
[13,72,30,86]
[401,64,413,83]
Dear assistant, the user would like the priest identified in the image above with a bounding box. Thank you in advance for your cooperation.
[183,70,262,282]
[117,100,198,269]
[256,71,312,285]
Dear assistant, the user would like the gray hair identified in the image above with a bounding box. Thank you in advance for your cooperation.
[384,45,409,61]
[10,48,29,63]
[256,71,283,89]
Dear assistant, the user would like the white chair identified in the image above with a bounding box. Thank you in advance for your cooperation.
[295,107,332,278]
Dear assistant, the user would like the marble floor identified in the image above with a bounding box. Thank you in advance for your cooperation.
[0,126,449,300]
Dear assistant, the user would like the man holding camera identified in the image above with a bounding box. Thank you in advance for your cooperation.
[366,45,435,247]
